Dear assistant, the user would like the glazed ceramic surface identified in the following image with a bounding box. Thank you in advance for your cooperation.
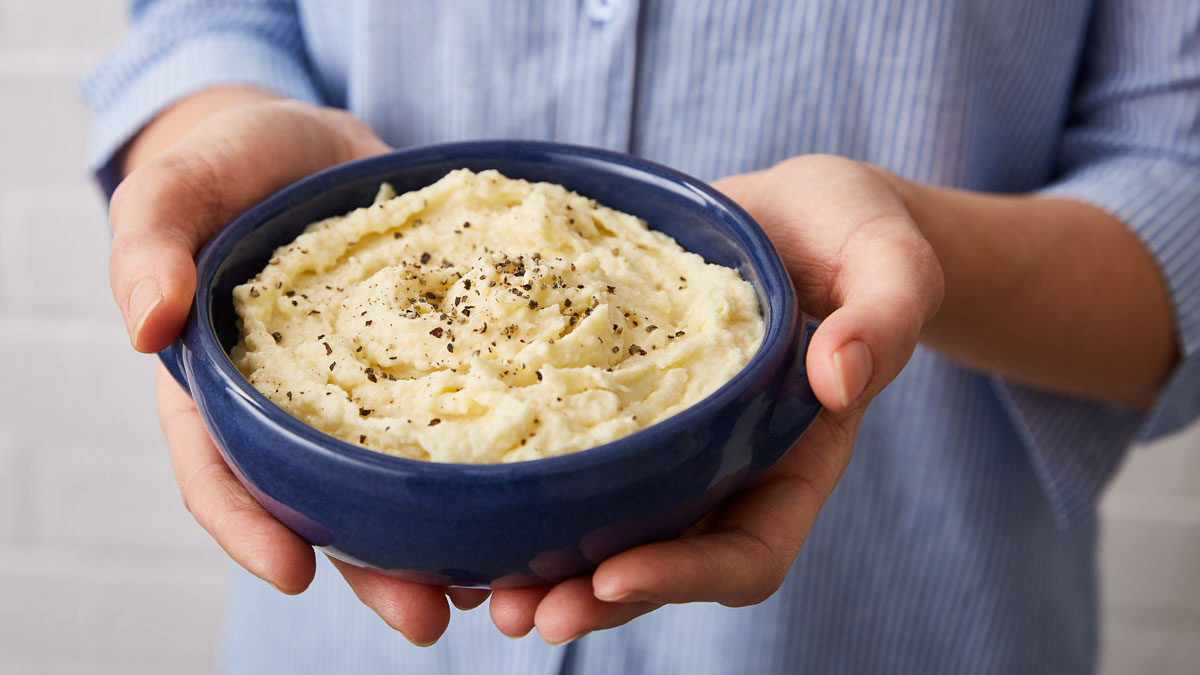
[161,141,821,587]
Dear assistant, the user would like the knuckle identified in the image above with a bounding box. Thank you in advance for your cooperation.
[111,145,227,246]
[108,177,134,228]
[731,564,788,608]
[184,462,260,534]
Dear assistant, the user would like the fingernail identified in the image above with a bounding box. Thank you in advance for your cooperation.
[127,277,162,345]
[594,588,653,603]
[832,340,873,408]
[267,580,303,596]
[402,633,438,648]
[545,632,585,647]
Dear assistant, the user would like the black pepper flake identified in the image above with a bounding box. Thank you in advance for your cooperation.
[329,362,336,371]
[394,232,402,239]
[308,310,321,315]
[424,291,437,301]
[646,325,658,332]
[323,341,332,355]
[366,371,377,383]
[528,300,538,310]
[356,346,362,352]
[359,408,373,417]
[463,221,471,228]
[420,252,432,264]
[536,371,543,381]
[464,279,472,290]
[606,285,616,294]
[675,330,686,337]
[428,418,441,426]
[286,391,292,400]
[359,434,367,443]
[629,344,647,356]
[285,290,295,297]
[447,343,454,353]
[612,346,619,354]
[429,327,444,338]
[564,299,572,308]
[291,300,298,306]
[365,320,373,326]
[272,332,282,343]
[249,287,259,298]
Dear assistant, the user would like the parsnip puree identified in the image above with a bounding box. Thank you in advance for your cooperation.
[231,169,764,463]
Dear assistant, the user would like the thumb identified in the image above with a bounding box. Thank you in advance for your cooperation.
[806,226,944,413]
[714,161,943,414]
[108,101,391,352]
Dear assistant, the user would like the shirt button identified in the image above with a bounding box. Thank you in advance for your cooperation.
[586,0,619,23]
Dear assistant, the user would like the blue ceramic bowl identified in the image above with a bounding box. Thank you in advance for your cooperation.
[161,141,821,588]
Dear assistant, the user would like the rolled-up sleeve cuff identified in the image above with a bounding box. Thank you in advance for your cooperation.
[995,156,1200,528]
[82,33,325,197]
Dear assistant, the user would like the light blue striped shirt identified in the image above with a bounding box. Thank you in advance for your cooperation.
[84,1,1200,673]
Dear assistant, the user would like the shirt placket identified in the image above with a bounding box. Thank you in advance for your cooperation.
[554,0,642,151]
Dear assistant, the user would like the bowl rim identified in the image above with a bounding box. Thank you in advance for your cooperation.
[184,140,797,481]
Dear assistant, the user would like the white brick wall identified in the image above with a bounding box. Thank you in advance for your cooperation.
[1,4,226,674]
[1100,433,1200,674]
[1,3,1198,674]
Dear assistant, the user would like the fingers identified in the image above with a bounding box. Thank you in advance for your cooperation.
[587,408,858,608]
[489,586,552,638]
[446,587,492,611]
[328,557,451,646]
[110,100,391,353]
[155,365,316,593]
[532,578,661,645]
[590,472,817,607]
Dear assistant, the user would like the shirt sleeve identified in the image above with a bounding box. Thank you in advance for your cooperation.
[81,0,326,196]
[995,0,1200,528]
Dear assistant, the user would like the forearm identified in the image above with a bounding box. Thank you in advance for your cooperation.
[119,87,281,177]
[891,176,1177,409]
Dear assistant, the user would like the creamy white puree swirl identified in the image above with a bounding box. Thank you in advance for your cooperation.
[231,169,763,463]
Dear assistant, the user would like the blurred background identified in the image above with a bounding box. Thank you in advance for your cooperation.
[1,2,1198,673]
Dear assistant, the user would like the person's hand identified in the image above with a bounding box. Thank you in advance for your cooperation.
[112,96,489,646]
[486,154,946,644]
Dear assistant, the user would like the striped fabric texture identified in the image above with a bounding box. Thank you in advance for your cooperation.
[83,1,1200,673]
